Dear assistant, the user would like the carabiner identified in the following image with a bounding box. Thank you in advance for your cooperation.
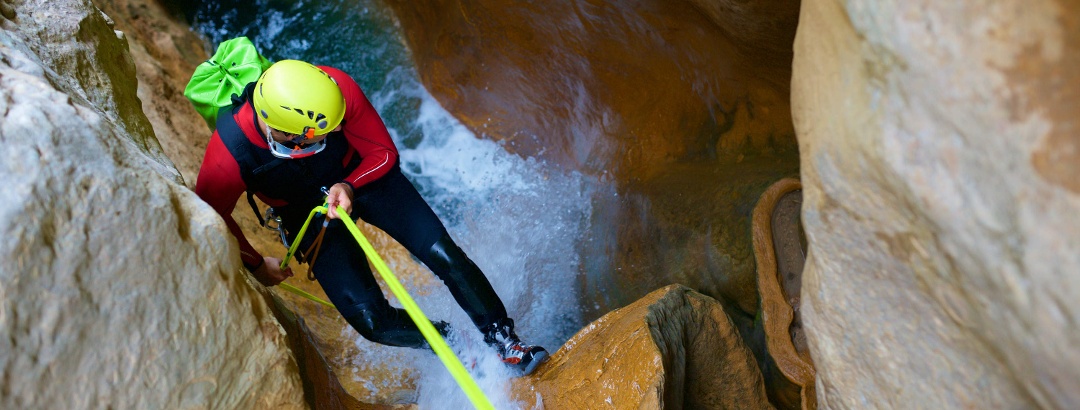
[263,207,290,248]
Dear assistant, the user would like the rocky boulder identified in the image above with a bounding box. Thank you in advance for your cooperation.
[792,0,1080,408]
[0,0,305,408]
[512,284,774,409]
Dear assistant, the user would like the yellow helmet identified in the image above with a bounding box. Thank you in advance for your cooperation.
[252,60,345,136]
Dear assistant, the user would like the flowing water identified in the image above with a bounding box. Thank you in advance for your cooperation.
[184,0,600,407]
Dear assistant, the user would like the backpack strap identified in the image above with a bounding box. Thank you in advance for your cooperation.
[246,192,265,227]
[215,88,286,226]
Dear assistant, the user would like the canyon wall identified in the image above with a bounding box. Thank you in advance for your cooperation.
[792,0,1079,408]
[0,0,305,407]
[10,0,1074,408]
[385,0,803,323]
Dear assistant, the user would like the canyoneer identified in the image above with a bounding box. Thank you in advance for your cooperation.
[193,59,548,375]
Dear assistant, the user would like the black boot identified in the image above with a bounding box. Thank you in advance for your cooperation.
[482,318,549,375]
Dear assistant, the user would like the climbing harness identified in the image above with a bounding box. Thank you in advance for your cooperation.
[301,215,330,281]
[298,187,334,281]
[266,204,334,308]
[262,201,329,281]
[275,200,494,410]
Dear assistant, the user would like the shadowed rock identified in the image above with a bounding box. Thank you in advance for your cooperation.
[753,178,815,409]
[385,0,803,319]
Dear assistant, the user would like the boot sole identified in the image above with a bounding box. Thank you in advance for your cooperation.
[521,350,550,376]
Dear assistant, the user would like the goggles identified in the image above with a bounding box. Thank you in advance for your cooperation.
[266,125,326,159]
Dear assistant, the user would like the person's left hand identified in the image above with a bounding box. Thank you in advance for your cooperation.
[326,182,354,219]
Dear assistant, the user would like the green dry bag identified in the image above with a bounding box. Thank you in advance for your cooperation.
[184,37,273,131]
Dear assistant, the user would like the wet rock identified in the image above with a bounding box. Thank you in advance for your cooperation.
[512,284,773,409]
[387,0,799,177]
[684,0,802,71]
[258,288,405,410]
[793,0,1080,408]
[385,0,802,327]
[0,0,304,408]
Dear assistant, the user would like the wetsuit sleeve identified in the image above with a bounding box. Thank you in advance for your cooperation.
[322,66,398,189]
[194,132,264,271]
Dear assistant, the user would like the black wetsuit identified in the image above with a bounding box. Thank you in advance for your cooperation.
[195,71,507,349]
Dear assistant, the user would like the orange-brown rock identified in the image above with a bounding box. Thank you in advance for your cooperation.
[386,0,799,177]
[753,178,815,410]
[512,284,774,409]
[258,289,405,410]
[385,0,803,325]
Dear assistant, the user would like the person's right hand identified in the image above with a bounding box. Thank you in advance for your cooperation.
[253,256,293,286]
[326,182,354,220]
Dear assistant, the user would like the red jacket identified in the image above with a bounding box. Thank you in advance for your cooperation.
[195,66,396,269]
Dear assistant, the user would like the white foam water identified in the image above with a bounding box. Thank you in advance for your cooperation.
[358,69,592,409]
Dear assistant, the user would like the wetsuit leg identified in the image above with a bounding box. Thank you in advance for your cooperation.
[424,234,507,329]
[293,215,447,349]
[340,298,450,349]
[354,165,509,330]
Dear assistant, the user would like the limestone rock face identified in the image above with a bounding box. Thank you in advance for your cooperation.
[0,0,305,408]
[90,0,215,187]
[513,285,774,409]
[6,0,177,180]
[89,0,438,403]
[792,0,1080,408]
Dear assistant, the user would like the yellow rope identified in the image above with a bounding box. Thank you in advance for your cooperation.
[277,204,493,410]
[278,282,335,308]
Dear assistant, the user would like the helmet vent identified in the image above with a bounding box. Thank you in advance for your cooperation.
[256,60,344,132]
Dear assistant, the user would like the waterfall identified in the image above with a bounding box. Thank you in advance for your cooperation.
[189,0,596,406]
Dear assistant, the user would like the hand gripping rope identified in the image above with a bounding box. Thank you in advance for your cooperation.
[275,202,494,410]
